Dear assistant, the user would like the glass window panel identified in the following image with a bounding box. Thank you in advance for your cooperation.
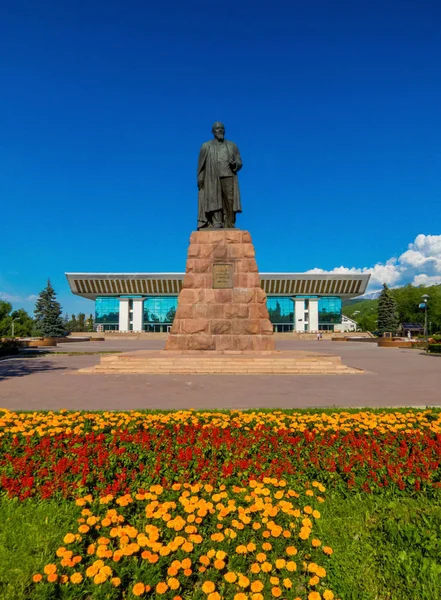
[318,297,342,325]
[144,296,178,325]
[266,297,294,324]
[95,297,119,324]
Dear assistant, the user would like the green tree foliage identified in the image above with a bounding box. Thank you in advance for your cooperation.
[34,280,66,337]
[0,301,34,337]
[377,283,399,334]
[78,313,86,331]
[86,314,94,332]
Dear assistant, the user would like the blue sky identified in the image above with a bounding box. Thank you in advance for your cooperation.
[1,0,440,316]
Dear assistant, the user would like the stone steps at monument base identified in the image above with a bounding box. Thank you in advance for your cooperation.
[80,357,360,375]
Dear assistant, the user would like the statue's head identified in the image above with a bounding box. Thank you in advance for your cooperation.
[212,122,225,141]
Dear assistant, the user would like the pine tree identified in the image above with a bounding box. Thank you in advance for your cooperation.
[34,280,66,337]
[68,314,78,332]
[377,283,399,335]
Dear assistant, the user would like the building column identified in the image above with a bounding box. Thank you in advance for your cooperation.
[118,298,130,332]
[132,298,144,332]
[294,299,305,332]
[309,298,319,332]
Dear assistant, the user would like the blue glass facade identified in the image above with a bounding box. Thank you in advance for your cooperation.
[95,295,342,331]
[95,297,119,329]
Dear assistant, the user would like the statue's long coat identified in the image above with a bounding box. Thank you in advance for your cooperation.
[197,139,242,227]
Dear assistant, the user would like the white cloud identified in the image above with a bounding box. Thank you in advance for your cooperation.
[26,294,38,302]
[0,291,22,303]
[307,234,441,292]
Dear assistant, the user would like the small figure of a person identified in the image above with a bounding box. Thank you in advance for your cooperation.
[317,332,320,341]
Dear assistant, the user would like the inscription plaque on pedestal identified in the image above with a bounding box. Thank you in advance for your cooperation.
[213,264,233,289]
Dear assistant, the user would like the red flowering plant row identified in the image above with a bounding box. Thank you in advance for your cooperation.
[1,409,441,500]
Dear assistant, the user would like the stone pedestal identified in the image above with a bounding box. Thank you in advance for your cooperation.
[164,230,275,352]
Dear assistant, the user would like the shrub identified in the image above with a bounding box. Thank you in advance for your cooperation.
[428,343,441,354]
[0,338,20,357]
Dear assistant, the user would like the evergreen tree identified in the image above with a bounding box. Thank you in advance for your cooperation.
[78,313,86,331]
[34,280,66,337]
[86,314,94,332]
[377,283,399,335]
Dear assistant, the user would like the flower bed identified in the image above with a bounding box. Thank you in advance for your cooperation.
[32,479,336,600]
[1,409,441,499]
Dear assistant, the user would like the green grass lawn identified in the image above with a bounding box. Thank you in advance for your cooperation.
[1,492,440,600]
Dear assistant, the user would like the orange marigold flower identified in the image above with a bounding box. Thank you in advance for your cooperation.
[93,573,107,584]
[261,562,272,573]
[133,582,145,596]
[184,568,192,576]
[70,573,83,584]
[78,525,89,534]
[224,572,237,583]
[251,581,264,592]
[316,567,327,578]
[312,539,321,547]
[323,546,333,555]
[181,558,191,569]
[43,564,57,575]
[286,561,297,572]
[156,582,169,594]
[238,575,250,588]
[233,594,247,600]
[250,563,261,574]
[262,542,272,551]
[60,575,68,584]
[55,547,66,557]
[272,587,282,597]
[32,574,42,583]
[111,577,121,587]
[309,575,320,586]
[275,559,286,569]
[202,581,216,593]
[251,595,264,600]
[308,593,321,600]
[256,552,266,563]
[286,546,298,556]
[63,533,75,544]
[47,574,58,583]
[168,577,180,590]
[323,591,334,600]
[214,559,225,569]
[283,578,292,588]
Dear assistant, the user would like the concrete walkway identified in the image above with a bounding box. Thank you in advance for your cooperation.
[0,338,440,410]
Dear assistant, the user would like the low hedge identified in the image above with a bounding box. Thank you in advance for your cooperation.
[0,338,20,357]
[428,343,441,354]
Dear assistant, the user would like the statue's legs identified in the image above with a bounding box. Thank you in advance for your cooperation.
[210,210,223,228]
[220,177,235,228]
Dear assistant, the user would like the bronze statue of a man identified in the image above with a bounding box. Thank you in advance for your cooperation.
[197,122,243,229]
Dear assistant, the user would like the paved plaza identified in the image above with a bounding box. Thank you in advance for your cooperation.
[0,338,440,411]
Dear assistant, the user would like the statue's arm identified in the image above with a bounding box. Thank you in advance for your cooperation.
[231,143,242,173]
[197,143,209,188]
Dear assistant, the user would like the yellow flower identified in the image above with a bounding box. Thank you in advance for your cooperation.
[133,583,145,596]
[249,578,264,593]
[43,564,57,575]
[316,567,327,578]
[251,594,264,600]
[208,594,221,600]
[216,550,226,560]
[309,575,320,586]
[283,578,292,588]
[323,546,333,555]
[156,582,169,594]
[275,559,286,569]
[168,577,180,590]
[323,591,334,600]
[234,594,247,600]
[224,572,237,583]
[312,538,321,547]
[270,576,280,585]
[70,573,83,584]
[111,577,121,587]
[286,561,297,572]
[286,546,298,556]
[236,545,247,554]
[256,552,266,563]
[202,581,216,593]
[308,593,321,600]
[238,575,250,588]
[63,533,75,544]
[93,573,107,584]
[261,562,272,573]
[250,563,261,574]
[262,542,272,551]
[214,559,225,569]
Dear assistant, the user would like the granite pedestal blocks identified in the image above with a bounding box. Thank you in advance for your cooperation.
[164,230,275,352]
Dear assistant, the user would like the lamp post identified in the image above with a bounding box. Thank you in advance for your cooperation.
[421,294,429,350]
[11,318,18,338]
